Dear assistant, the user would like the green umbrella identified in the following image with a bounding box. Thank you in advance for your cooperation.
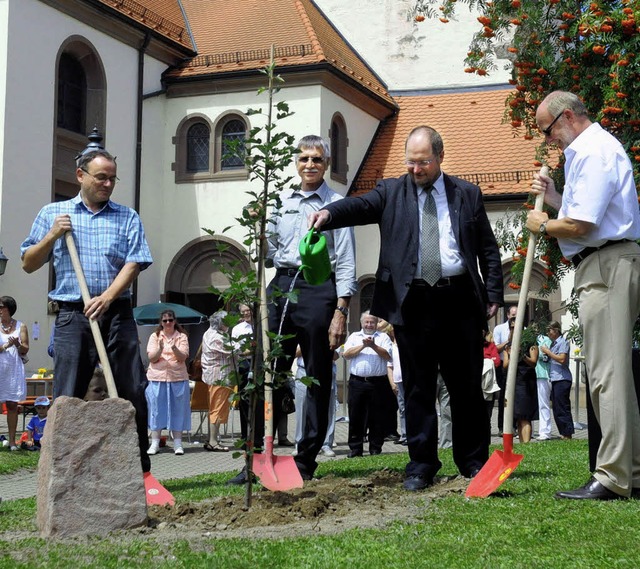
[133,302,207,326]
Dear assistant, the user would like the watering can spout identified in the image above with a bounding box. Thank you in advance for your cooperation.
[298,228,331,285]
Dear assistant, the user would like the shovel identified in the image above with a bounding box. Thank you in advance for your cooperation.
[65,232,175,506]
[251,260,304,491]
[465,166,548,498]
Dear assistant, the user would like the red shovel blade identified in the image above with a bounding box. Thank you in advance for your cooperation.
[143,471,176,506]
[465,434,524,498]
[252,436,304,492]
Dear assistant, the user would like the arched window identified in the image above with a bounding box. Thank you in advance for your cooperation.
[57,53,86,134]
[174,112,249,182]
[220,119,246,170]
[186,123,210,172]
[330,113,348,184]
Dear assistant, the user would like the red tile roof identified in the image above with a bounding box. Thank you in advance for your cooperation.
[165,0,394,107]
[95,0,194,51]
[352,88,551,198]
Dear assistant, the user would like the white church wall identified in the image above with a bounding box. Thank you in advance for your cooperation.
[316,0,512,91]
[0,0,164,367]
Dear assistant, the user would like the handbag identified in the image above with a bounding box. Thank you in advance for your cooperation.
[281,387,295,414]
[187,343,203,382]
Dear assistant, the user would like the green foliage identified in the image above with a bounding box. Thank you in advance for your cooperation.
[414,1,640,344]
[199,51,300,505]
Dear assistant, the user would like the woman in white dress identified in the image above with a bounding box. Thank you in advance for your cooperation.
[0,296,30,450]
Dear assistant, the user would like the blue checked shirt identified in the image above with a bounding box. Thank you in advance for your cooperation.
[21,194,152,301]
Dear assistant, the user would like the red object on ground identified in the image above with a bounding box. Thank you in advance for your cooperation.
[143,472,175,506]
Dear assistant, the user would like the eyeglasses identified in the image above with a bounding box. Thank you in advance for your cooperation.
[162,319,175,323]
[405,158,436,168]
[81,168,119,185]
[297,156,325,164]
[541,111,565,137]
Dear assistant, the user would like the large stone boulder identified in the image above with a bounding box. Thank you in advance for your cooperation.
[37,396,148,537]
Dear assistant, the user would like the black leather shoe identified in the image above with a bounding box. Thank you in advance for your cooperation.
[226,470,247,485]
[278,439,295,447]
[403,475,432,491]
[347,450,363,458]
[555,477,625,500]
[370,449,382,456]
[226,468,257,485]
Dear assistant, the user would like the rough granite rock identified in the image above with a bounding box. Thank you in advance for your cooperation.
[37,396,148,537]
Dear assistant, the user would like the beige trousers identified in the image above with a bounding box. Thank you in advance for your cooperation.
[576,241,640,496]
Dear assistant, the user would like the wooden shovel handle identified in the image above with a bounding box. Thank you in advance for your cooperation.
[502,166,548,435]
[64,231,119,398]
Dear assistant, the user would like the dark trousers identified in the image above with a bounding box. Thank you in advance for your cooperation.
[394,277,489,480]
[347,375,386,454]
[381,379,399,437]
[237,360,265,451]
[551,379,574,437]
[268,273,336,479]
[54,298,150,473]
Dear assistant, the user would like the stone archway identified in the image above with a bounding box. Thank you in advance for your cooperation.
[163,235,252,356]
[165,235,251,296]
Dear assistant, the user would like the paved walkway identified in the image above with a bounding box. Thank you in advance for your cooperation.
[0,401,589,502]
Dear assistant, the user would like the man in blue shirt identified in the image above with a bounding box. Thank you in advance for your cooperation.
[21,149,153,472]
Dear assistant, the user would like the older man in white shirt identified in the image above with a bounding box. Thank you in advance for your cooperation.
[343,311,393,457]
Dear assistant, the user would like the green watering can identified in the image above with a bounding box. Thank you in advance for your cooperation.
[299,228,331,285]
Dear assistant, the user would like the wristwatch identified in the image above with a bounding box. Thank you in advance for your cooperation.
[539,221,548,236]
[335,306,349,317]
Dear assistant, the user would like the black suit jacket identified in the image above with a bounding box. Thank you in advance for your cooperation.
[324,173,504,326]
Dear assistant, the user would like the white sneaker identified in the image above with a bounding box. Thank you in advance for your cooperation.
[174,445,184,455]
[321,446,336,457]
[147,441,160,455]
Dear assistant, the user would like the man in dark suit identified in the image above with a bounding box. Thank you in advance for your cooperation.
[309,126,503,490]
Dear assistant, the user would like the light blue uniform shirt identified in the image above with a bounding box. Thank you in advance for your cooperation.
[266,182,357,299]
[21,194,152,301]
[549,335,572,382]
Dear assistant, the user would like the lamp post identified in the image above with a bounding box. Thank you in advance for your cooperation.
[0,248,8,276]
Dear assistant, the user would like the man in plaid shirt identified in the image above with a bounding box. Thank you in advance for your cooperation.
[21,149,153,472]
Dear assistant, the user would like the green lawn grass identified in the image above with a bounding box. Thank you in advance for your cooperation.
[2,440,639,569]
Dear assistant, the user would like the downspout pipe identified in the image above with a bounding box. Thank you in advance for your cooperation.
[135,33,150,212]
[133,33,150,305]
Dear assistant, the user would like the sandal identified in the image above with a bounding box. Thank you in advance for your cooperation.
[204,443,229,452]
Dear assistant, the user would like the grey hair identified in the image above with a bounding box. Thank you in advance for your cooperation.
[297,135,331,159]
[360,310,377,324]
[545,91,588,118]
[209,310,228,331]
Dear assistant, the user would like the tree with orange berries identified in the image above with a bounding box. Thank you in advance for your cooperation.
[413,0,640,328]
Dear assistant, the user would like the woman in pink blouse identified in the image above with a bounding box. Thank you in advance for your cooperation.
[145,310,191,456]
